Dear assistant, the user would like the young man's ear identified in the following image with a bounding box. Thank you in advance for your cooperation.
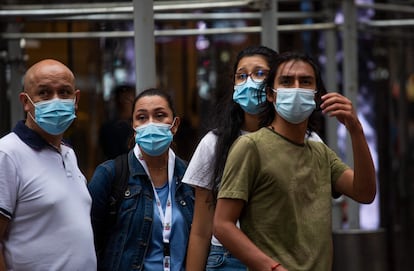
[266,87,276,103]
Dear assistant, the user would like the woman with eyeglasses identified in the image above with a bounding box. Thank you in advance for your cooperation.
[88,88,194,271]
[183,46,323,271]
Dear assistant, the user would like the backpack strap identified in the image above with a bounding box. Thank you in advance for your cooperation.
[108,152,129,224]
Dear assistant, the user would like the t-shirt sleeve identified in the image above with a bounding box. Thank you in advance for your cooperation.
[181,131,217,190]
[0,151,17,219]
[217,135,260,202]
[327,146,350,196]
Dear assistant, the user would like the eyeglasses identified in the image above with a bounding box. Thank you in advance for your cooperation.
[234,70,269,85]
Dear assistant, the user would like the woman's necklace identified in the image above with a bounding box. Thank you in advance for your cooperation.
[138,152,168,170]
[147,165,167,170]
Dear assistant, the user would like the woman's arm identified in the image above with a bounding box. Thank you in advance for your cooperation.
[87,161,115,251]
[185,187,215,271]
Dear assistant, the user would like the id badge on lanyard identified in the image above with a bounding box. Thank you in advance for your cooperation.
[163,242,171,271]
[158,194,172,271]
[151,169,173,271]
[136,146,175,271]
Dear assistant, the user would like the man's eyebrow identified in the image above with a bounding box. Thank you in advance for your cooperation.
[278,75,294,80]
[278,75,314,80]
[299,75,315,79]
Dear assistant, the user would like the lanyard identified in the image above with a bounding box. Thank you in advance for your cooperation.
[134,145,175,271]
[151,180,172,271]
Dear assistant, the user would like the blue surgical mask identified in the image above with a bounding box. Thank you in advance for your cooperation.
[135,119,176,156]
[233,77,266,114]
[273,88,316,124]
[26,94,76,135]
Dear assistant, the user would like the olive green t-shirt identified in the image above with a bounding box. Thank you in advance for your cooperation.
[218,127,349,271]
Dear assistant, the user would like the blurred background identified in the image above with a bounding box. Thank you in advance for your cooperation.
[1,0,413,270]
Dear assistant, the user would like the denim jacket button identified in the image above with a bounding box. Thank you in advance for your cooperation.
[180,200,186,206]
[124,189,131,197]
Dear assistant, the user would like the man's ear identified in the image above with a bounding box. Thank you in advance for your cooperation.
[74,89,81,110]
[171,117,180,135]
[19,92,31,112]
[266,87,276,103]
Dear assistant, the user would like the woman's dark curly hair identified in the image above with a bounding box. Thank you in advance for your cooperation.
[210,45,278,201]
[259,51,326,135]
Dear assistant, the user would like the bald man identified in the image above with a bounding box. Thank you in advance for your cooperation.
[0,59,97,270]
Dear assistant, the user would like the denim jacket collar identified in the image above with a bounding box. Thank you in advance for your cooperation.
[127,148,186,181]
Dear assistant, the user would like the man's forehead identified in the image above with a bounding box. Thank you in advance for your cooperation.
[278,74,315,79]
[36,82,74,89]
[276,60,315,77]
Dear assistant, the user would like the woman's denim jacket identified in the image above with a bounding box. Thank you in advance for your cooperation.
[88,150,194,271]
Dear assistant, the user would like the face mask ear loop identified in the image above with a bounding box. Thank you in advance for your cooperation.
[24,93,37,122]
[170,117,177,129]
[27,111,36,123]
[24,92,36,106]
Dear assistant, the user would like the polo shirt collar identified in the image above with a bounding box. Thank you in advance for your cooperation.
[13,120,50,150]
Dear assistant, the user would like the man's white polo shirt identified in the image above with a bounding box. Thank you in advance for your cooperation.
[0,120,97,271]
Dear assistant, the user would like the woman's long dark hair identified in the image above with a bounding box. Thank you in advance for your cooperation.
[260,51,327,135]
[210,45,278,201]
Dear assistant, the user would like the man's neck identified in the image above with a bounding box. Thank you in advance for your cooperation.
[270,118,308,144]
[25,120,62,151]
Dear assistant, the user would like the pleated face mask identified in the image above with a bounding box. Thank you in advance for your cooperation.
[135,118,176,156]
[273,88,316,124]
[233,77,266,115]
[26,94,76,135]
